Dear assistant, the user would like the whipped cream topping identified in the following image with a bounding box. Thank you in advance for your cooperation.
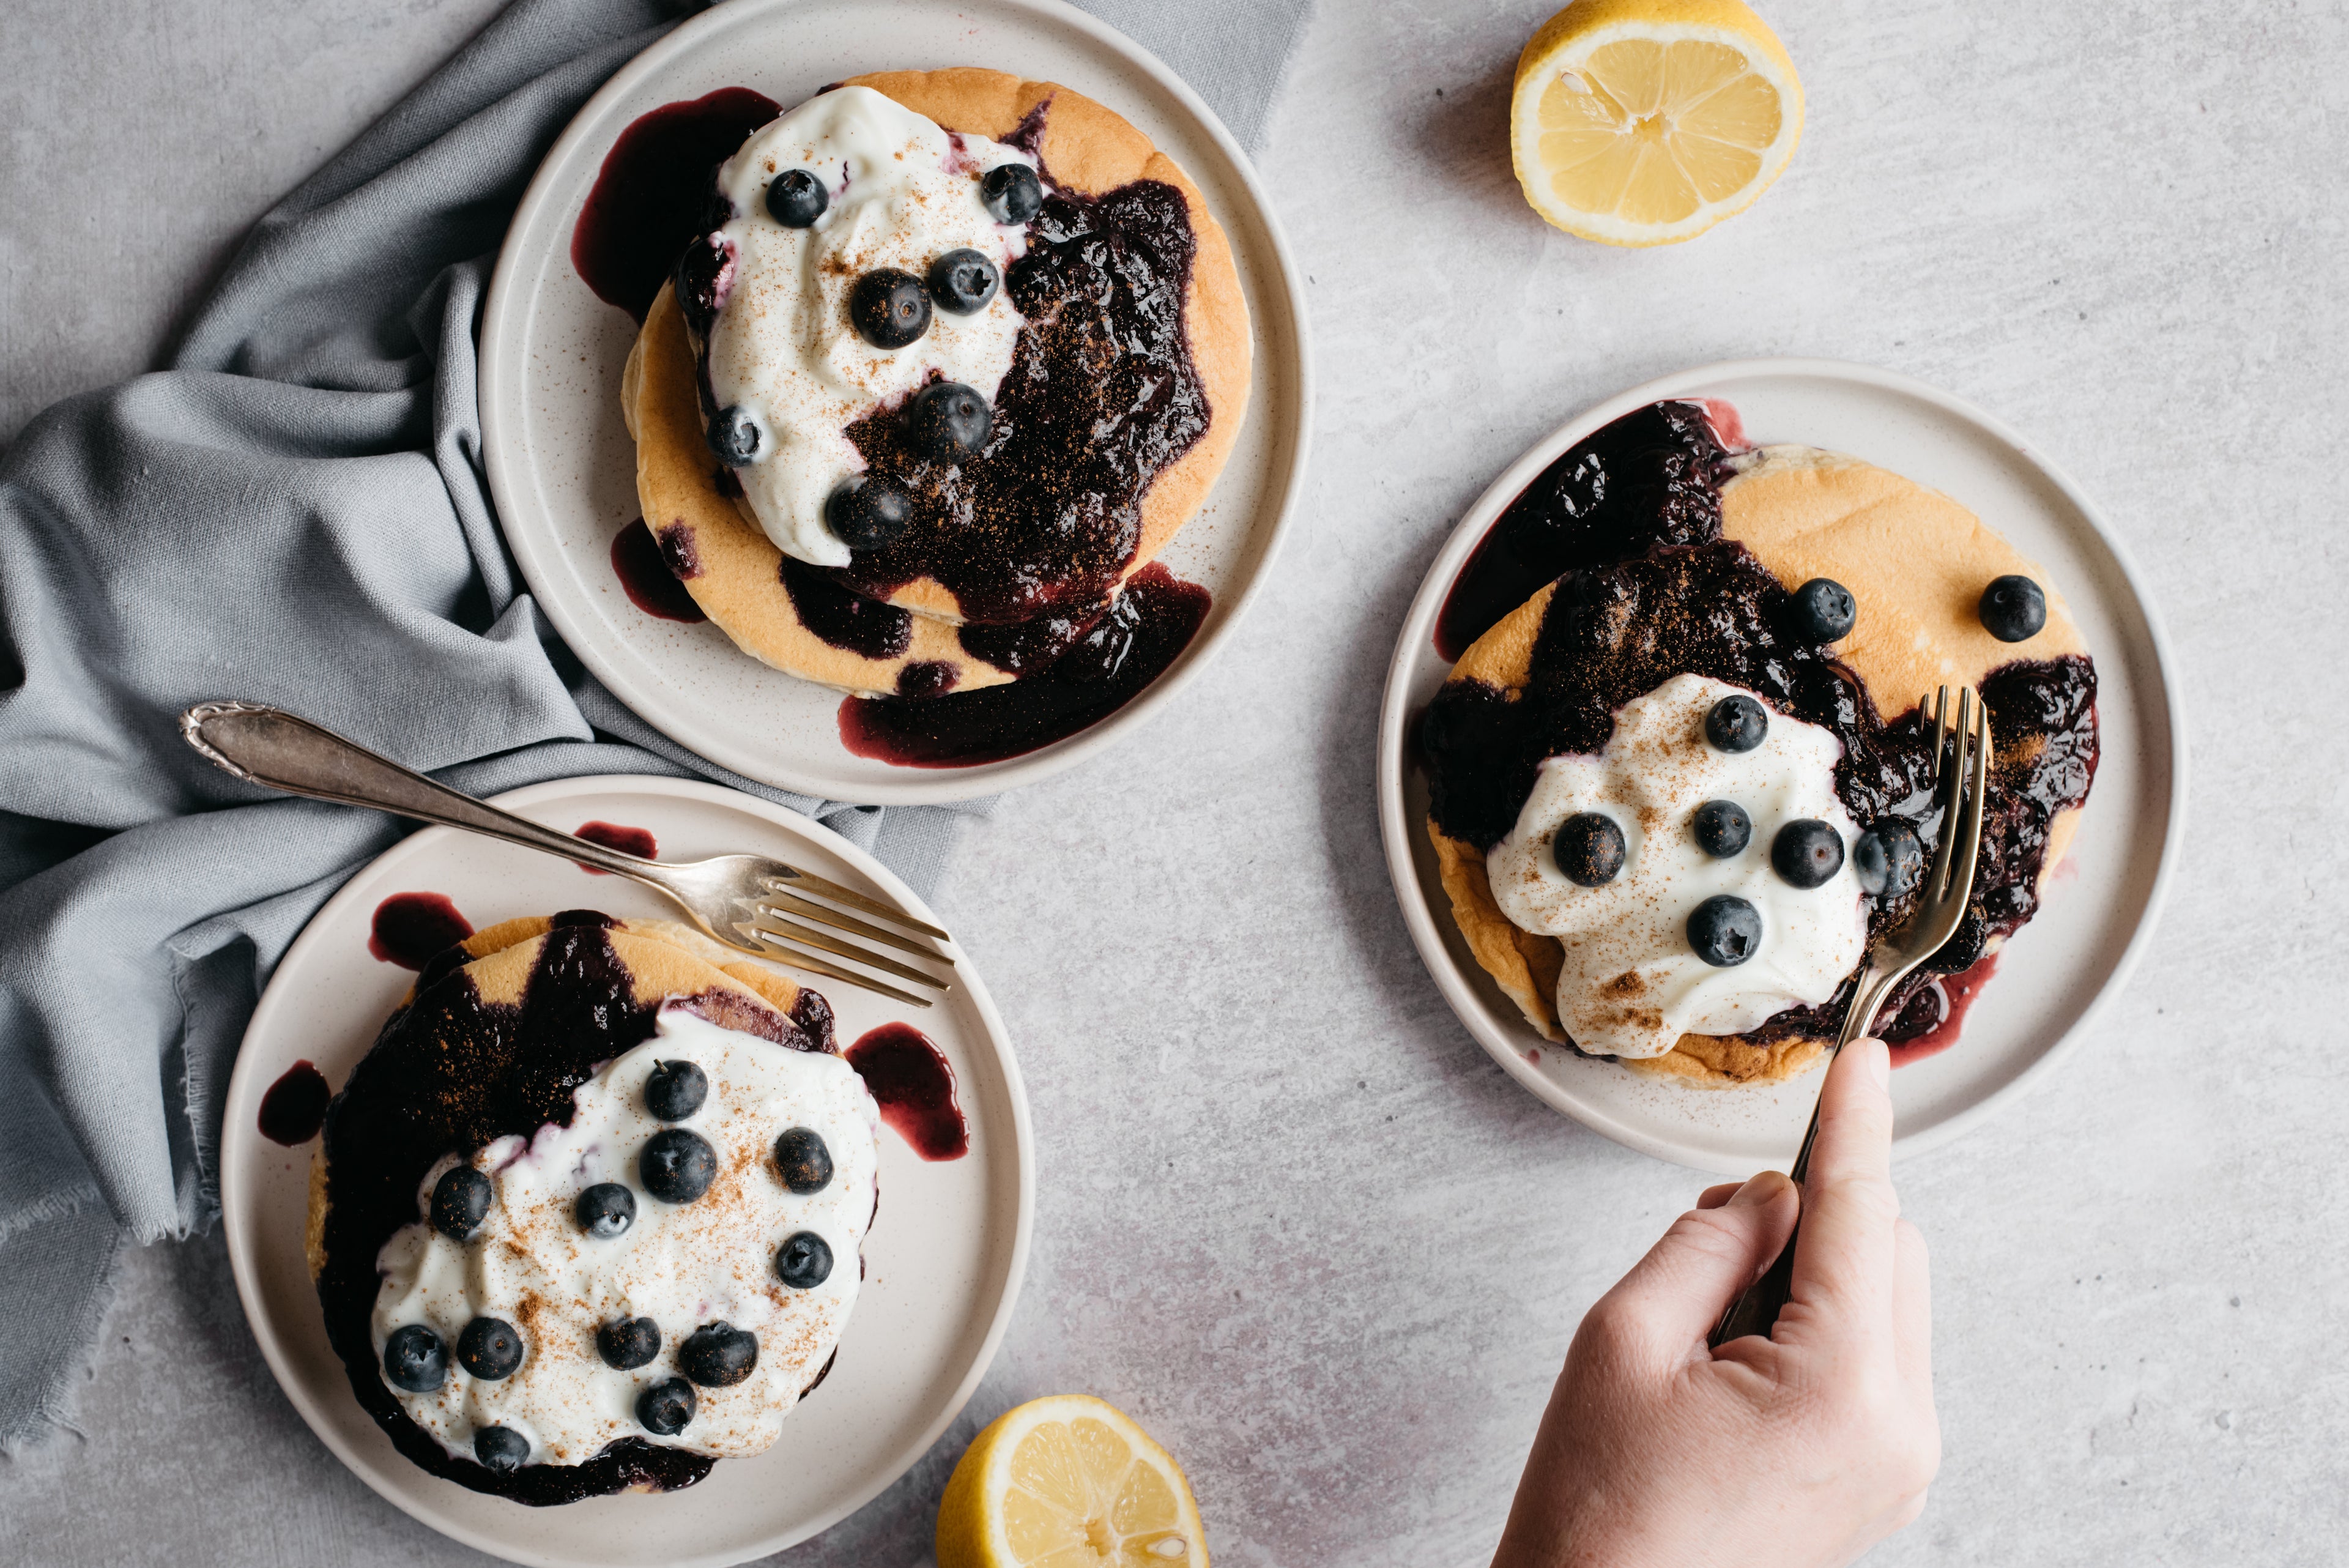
[703,86,1036,568]
[1486,673,1869,1059]
[370,1009,879,1467]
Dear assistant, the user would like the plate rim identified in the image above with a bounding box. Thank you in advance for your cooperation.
[1373,356,2191,1171]
[478,0,1315,806]
[218,773,1036,1567]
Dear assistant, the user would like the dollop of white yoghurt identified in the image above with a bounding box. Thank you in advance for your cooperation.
[1486,674,1869,1059]
[703,85,1036,568]
[369,1009,879,1467]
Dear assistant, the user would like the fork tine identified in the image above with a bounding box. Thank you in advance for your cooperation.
[1948,694,1993,911]
[1924,686,1964,890]
[755,869,949,940]
[725,924,935,1008]
[741,914,951,989]
[749,889,940,958]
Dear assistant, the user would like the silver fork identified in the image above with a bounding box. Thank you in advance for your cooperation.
[1709,684,1991,1347]
[179,701,953,1008]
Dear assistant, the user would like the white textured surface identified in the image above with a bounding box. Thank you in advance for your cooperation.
[2,2,2340,1567]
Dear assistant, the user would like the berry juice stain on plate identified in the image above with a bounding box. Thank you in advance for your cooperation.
[573,87,781,320]
[610,518,708,623]
[574,820,657,872]
[1887,953,1999,1067]
[846,1024,968,1160]
[368,892,473,970]
[258,1060,331,1146]
[837,565,1211,768]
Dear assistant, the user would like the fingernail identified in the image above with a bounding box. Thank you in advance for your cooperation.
[1730,1170,1790,1207]
[1862,1041,1891,1090]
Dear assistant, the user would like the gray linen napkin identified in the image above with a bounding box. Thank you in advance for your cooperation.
[0,0,1310,1449]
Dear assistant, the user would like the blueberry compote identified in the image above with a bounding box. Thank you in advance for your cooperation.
[836,565,1210,767]
[571,89,781,322]
[316,913,829,1504]
[674,97,1212,630]
[1417,403,2099,1052]
[1434,401,1731,662]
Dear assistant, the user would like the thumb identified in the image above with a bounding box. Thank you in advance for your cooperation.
[1594,1172,1798,1358]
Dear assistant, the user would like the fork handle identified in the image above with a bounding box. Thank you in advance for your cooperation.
[180,702,658,879]
[1707,967,1902,1348]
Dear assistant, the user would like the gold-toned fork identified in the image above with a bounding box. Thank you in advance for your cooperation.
[179,701,953,1008]
[1709,684,1991,1347]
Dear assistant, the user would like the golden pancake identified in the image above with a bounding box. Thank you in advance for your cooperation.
[1430,445,2090,1086]
[623,67,1252,697]
[313,921,822,1280]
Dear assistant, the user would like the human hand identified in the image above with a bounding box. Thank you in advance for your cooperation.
[1491,1038,1938,1568]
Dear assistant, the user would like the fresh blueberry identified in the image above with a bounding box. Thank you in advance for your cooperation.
[1551,812,1626,886]
[430,1165,492,1241]
[640,1128,718,1205]
[773,1128,834,1194]
[1687,895,1764,967]
[765,168,827,228]
[456,1316,524,1381]
[644,1059,707,1121]
[848,267,931,349]
[825,472,913,551]
[576,1182,636,1239]
[1692,799,1752,858]
[926,247,1000,314]
[1705,694,1769,754]
[473,1425,530,1473]
[637,1377,697,1436]
[1979,574,2046,642]
[905,381,992,461]
[707,404,762,467]
[382,1324,447,1394]
[677,1321,760,1387]
[1772,819,1846,888]
[1789,578,1857,642]
[774,1230,834,1290]
[980,163,1042,225]
[596,1315,661,1370]
[1854,820,1926,897]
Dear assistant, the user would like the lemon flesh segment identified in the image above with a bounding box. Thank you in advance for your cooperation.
[1512,0,1803,246]
[937,1396,1208,1568]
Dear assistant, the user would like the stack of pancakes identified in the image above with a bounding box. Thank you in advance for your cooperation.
[310,913,836,1503]
[621,68,1253,699]
[1432,442,2092,1086]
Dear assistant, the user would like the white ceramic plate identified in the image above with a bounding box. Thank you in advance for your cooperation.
[480,0,1310,804]
[1376,360,2188,1176]
[220,776,1032,1567]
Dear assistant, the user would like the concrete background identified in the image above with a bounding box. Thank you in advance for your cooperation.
[6,0,2345,1563]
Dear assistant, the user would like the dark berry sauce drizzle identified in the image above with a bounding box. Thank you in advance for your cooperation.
[837,563,1209,767]
[779,555,913,660]
[573,820,656,871]
[571,88,781,322]
[368,893,473,970]
[317,913,827,1504]
[1417,402,2099,1051]
[846,1023,968,1161]
[611,519,707,623]
[258,1060,330,1146]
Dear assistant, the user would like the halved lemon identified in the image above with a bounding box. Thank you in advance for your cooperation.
[936,1395,1208,1568]
[1510,0,1804,246]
